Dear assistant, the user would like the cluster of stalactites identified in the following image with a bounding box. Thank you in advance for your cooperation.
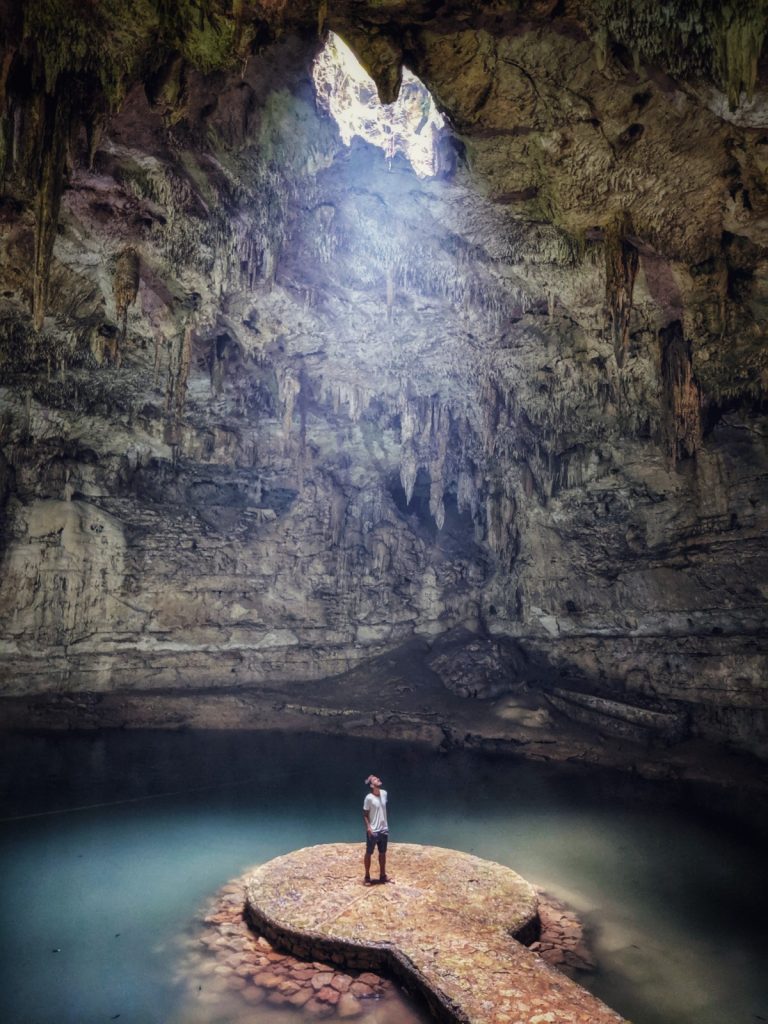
[348,235,524,327]
[231,163,296,291]
[322,480,397,596]
[398,394,452,530]
[324,380,375,422]
[592,0,768,111]
[717,4,768,109]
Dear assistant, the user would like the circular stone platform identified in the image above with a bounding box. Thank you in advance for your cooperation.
[245,843,628,1024]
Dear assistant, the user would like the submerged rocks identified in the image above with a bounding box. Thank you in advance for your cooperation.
[532,888,597,976]
[175,874,396,1022]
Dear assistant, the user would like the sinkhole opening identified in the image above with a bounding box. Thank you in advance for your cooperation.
[313,31,445,177]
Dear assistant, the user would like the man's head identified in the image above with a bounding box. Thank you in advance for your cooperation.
[365,774,382,791]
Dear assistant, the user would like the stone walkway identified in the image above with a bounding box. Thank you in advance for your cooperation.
[245,843,629,1024]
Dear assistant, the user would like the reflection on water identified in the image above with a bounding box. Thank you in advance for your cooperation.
[0,730,766,1024]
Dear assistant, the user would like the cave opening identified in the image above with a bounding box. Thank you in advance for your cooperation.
[313,31,446,178]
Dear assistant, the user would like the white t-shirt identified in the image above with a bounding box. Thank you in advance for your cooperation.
[363,789,388,833]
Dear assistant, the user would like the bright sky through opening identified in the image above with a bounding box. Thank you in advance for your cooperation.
[313,32,445,178]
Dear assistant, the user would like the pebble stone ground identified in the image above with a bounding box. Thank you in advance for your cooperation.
[243,843,629,1024]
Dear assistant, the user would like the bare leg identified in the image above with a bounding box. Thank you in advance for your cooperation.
[378,850,387,882]
[363,851,372,881]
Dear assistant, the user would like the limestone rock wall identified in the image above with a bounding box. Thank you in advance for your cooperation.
[0,3,767,756]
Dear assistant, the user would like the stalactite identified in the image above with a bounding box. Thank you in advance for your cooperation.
[522,463,535,498]
[145,52,187,126]
[264,244,277,290]
[327,380,373,421]
[457,468,480,520]
[0,49,15,177]
[112,248,140,349]
[279,368,301,441]
[399,450,417,509]
[85,110,106,170]
[32,87,73,330]
[659,320,702,463]
[480,378,502,454]
[594,24,610,71]
[400,396,420,445]
[327,488,347,549]
[177,324,192,422]
[717,5,768,109]
[400,443,418,506]
[605,212,638,368]
[428,404,449,530]
[153,332,162,386]
[485,489,518,569]
[166,323,193,423]
[429,484,445,530]
[211,339,224,396]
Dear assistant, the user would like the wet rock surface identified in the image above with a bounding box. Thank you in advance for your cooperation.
[531,888,597,977]
[243,843,626,1024]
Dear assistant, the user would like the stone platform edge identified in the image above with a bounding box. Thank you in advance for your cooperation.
[245,896,471,1024]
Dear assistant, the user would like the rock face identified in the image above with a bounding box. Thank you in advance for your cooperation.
[0,3,767,757]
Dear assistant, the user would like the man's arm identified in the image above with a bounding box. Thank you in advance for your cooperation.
[363,808,371,833]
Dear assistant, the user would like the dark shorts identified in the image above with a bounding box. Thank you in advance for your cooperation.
[365,830,389,855]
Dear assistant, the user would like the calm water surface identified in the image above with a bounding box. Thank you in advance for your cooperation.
[0,730,766,1024]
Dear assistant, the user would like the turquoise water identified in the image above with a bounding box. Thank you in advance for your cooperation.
[0,730,766,1024]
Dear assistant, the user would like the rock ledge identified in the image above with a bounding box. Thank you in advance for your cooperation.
[245,842,627,1024]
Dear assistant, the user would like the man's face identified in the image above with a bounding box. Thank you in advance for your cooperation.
[369,775,382,789]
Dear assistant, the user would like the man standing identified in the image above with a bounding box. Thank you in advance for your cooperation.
[363,774,389,885]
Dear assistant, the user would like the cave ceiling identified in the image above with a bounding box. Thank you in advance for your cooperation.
[0,1,767,757]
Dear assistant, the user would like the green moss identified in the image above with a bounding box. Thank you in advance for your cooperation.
[18,0,256,110]
[589,0,768,108]
[22,0,160,107]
